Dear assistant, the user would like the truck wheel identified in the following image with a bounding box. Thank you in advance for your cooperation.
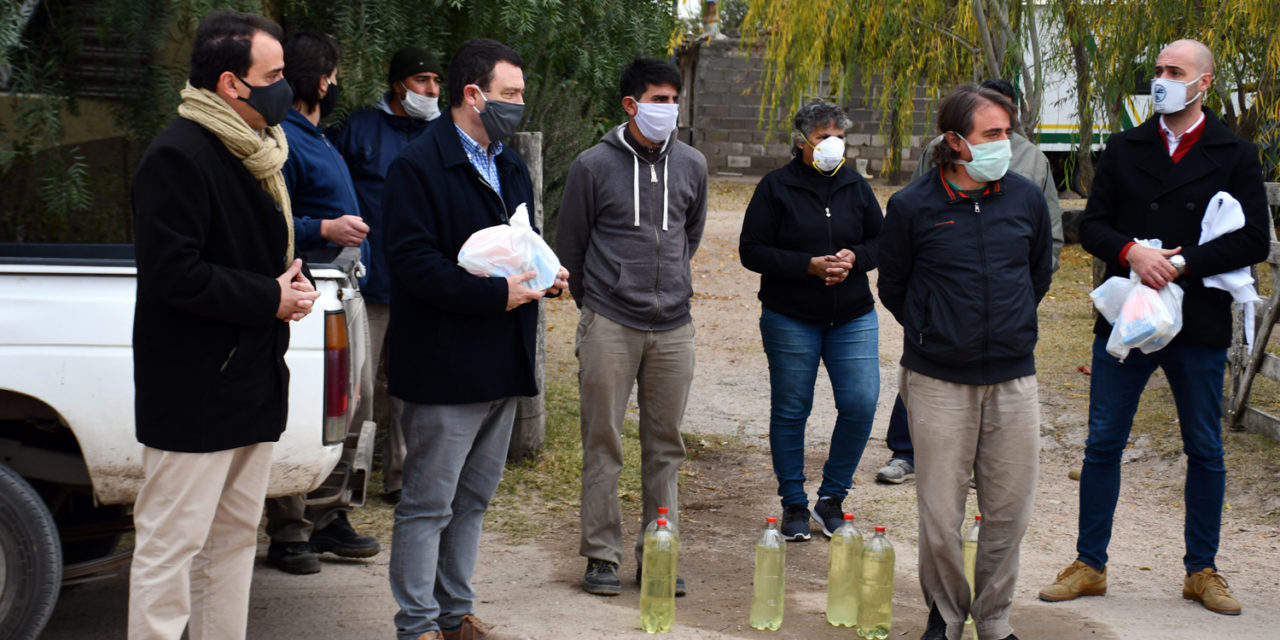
[0,462,61,640]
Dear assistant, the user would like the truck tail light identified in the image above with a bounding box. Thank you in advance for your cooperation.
[323,309,350,445]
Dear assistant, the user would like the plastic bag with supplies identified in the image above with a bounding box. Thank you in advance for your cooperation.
[1089,239,1184,361]
[457,203,562,291]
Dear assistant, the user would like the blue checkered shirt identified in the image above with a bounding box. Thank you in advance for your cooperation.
[455,124,503,195]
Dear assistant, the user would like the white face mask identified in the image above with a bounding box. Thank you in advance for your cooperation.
[1151,74,1206,115]
[955,135,1012,182]
[400,83,440,121]
[632,102,679,144]
[810,135,846,173]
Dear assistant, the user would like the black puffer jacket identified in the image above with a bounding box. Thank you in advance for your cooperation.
[740,156,883,325]
[878,169,1053,385]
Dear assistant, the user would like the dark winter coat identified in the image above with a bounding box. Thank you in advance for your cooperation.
[132,117,290,452]
[878,169,1054,385]
[328,96,435,304]
[1079,108,1271,348]
[740,155,883,325]
[383,111,539,404]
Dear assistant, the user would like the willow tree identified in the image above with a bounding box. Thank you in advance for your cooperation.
[1,0,674,242]
[740,0,1046,181]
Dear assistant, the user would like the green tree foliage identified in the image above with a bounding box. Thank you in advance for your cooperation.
[740,0,1280,184]
[1,0,674,242]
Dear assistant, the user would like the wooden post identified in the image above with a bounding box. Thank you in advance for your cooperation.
[508,132,547,460]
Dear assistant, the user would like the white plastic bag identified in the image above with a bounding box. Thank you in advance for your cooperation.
[1091,238,1184,361]
[457,203,561,291]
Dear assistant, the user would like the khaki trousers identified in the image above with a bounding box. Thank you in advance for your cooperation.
[901,368,1039,640]
[128,442,274,640]
[577,308,694,566]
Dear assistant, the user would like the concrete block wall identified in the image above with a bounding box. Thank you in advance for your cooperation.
[679,37,934,179]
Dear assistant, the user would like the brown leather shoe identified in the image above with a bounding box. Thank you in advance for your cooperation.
[1183,568,1242,615]
[416,632,443,640]
[441,615,529,640]
[1038,560,1107,601]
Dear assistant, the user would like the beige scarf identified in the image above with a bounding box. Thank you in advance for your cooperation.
[177,82,295,264]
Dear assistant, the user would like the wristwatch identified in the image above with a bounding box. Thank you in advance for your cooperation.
[1169,254,1187,275]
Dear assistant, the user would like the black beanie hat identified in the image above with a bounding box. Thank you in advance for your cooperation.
[388,47,443,85]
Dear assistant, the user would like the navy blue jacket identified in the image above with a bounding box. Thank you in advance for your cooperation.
[384,111,539,404]
[879,169,1053,385]
[132,118,290,452]
[1079,109,1270,348]
[329,96,435,303]
[740,155,883,325]
[280,108,369,286]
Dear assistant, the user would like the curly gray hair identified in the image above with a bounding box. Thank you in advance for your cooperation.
[793,100,852,138]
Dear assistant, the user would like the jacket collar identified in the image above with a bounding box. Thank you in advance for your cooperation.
[284,108,323,137]
[937,165,1003,204]
[1130,106,1233,199]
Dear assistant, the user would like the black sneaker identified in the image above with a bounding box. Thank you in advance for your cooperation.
[811,496,845,537]
[921,603,946,640]
[310,512,382,558]
[635,565,688,597]
[583,558,621,595]
[267,541,321,575]
[781,504,811,541]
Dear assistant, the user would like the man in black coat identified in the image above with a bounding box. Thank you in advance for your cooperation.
[128,9,319,640]
[1039,39,1269,617]
[383,38,566,640]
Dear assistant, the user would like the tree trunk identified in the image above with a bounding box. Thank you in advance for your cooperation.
[508,132,546,461]
[1068,9,1094,196]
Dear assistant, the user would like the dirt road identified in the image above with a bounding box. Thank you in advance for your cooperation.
[42,179,1280,639]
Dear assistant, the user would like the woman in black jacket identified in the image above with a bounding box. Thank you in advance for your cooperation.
[739,100,884,541]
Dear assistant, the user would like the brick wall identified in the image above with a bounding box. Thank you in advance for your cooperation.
[678,37,935,180]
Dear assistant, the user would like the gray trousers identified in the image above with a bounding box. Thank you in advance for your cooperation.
[389,397,516,639]
[901,368,1040,640]
[365,302,407,493]
[576,308,694,566]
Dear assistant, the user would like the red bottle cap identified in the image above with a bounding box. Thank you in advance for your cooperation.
[875,525,886,533]
[844,514,854,520]
[657,518,668,527]
[975,514,982,521]
[657,507,668,514]
[766,516,778,523]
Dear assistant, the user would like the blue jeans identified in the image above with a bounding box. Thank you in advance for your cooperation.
[1077,336,1226,573]
[390,398,516,639]
[760,307,879,507]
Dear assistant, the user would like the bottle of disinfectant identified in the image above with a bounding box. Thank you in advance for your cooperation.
[826,513,863,627]
[857,525,894,640]
[749,516,786,631]
[639,518,677,633]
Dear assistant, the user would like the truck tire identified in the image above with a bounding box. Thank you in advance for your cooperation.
[0,462,61,640]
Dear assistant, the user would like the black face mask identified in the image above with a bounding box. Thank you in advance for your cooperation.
[236,76,293,127]
[319,81,339,119]
[474,90,524,143]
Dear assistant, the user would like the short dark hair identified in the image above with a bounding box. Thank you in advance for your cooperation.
[980,78,1017,103]
[188,9,283,92]
[447,38,523,108]
[619,57,682,102]
[931,84,1018,168]
[284,32,340,111]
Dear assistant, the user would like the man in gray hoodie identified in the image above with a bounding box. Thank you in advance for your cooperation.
[556,56,708,597]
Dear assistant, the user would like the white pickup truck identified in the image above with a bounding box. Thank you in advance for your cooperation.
[0,243,375,640]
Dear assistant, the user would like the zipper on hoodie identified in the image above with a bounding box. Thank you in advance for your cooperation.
[649,160,662,328]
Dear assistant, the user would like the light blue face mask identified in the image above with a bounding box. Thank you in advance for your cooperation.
[953,134,1011,182]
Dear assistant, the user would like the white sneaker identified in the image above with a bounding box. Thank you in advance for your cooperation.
[875,458,914,484]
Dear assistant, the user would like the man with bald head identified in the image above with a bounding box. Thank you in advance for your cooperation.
[1039,38,1269,616]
